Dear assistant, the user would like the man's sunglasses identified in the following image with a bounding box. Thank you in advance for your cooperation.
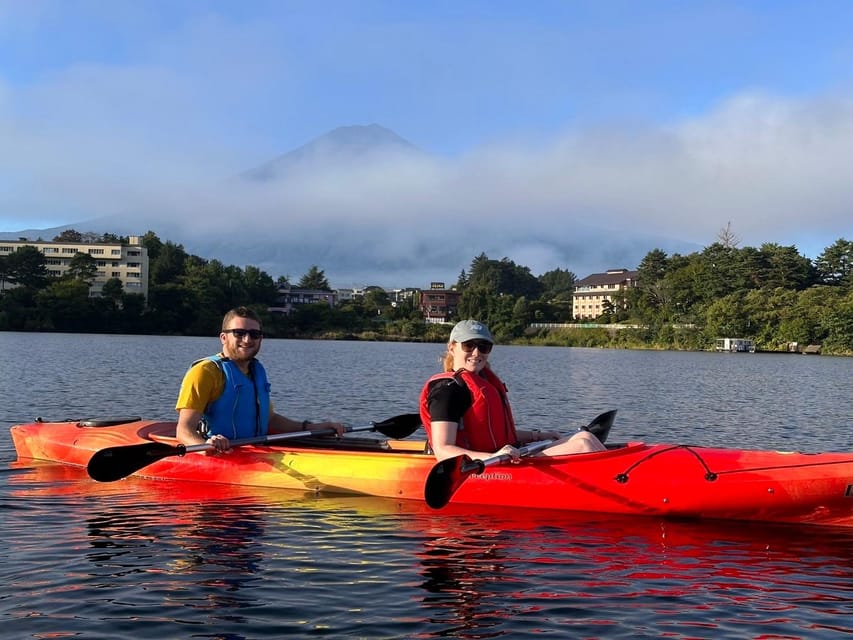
[223,328,264,340]
[459,339,493,354]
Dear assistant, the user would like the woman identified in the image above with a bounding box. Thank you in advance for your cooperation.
[419,319,606,462]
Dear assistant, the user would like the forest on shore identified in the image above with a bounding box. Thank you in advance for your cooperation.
[1,229,851,355]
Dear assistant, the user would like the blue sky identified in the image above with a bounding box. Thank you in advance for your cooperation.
[1,1,852,285]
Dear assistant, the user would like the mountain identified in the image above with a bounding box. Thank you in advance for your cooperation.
[243,123,423,181]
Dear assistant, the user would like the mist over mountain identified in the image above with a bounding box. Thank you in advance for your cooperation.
[243,124,423,182]
[2,123,701,288]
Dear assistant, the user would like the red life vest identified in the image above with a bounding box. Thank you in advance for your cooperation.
[419,368,518,451]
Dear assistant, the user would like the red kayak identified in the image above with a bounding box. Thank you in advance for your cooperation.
[9,415,853,527]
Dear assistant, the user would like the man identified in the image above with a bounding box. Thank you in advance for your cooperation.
[176,306,343,452]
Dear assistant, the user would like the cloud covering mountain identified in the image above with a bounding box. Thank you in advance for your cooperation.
[3,122,709,287]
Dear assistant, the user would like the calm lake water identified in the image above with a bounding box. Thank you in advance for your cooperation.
[1,332,851,639]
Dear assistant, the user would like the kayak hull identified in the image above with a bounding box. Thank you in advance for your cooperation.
[10,418,853,527]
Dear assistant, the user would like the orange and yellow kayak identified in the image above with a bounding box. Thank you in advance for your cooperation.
[10,417,853,527]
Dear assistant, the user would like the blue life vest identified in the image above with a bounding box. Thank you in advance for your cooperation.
[200,355,271,439]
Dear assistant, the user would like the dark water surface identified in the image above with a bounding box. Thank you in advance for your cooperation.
[1,333,851,639]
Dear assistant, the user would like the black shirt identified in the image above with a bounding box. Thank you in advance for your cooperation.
[425,378,473,423]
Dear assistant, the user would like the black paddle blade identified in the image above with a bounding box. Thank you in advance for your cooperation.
[373,413,422,439]
[87,441,184,482]
[583,409,618,444]
[424,454,482,509]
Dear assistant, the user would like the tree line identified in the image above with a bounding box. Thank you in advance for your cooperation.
[1,228,851,354]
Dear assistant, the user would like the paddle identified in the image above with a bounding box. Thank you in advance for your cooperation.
[580,408,616,444]
[424,409,617,509]
[87,413,422,483]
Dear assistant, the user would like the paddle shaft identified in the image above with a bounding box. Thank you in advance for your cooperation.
[182,423,364,454]
[459,409,617,474]
[459,438,556,474]
[87,413,422,482]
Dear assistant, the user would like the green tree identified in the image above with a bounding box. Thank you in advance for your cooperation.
[182,259,232,321]
[141,230,164,262]
[636,248,670,285]
[53,229,83,242]
[66,252,98,284]
[146,282,198,334]
[0,286,41,330]
[149,240,188,285]
[456,284,492,324]
[815,238,853,286]
[740,287,797,348]
[455,269,469,290]
[99,232,128,243]
[630,249,674,324]
[758,243,816,290]
[695,242,740,302]
[539,267,576,300]
[244,265,279,305]
[36,279,93,331]
[363,287,390,317]
[101,278,125,308]
[702,293,750,341]
[777,286,837,347]
[467,255,542,299]
[5,245,50,289]
[509,296,531,336]
[298,265,331,290]
[822,291,853,351]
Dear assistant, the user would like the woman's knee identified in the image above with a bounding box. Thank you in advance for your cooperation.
[571,431,605,451]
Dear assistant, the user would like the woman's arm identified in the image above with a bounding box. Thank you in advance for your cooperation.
[430,420,519,462]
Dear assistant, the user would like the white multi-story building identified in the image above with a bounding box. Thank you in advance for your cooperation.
[572,268,638,320]
[0,235,149,300]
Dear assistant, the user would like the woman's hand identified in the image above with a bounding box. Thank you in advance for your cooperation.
[496,444,521,461]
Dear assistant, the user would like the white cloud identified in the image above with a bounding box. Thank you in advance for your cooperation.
[1,55,852,284]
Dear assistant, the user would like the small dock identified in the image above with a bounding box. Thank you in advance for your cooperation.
[715,337,756,353]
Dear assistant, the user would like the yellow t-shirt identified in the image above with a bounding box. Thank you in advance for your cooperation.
[175,357,276,414]
[175,359,225,413]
